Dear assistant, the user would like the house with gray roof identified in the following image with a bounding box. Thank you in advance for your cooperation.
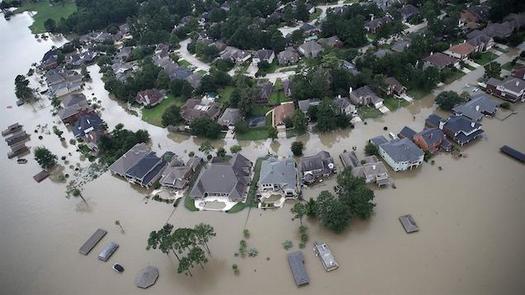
[398,126,416,140]
[288,251,310,287]
[257,157,299,208]
[72,112,105,140]
[190,154,253,203]
[332,95,356,116]
[452,94,499,122]
[425,114,444,129]
[109,143,151,177]
[252,49,275,64]
[298,99,320,117]
[58,93,90,124]
[466,30,494,52]
[278,47,300,65]
[340,151,390,187]
[400,4,419,22]
[125,152,167,188]
[485,76,525,103]
[371,136,424,171]
[318,36,343,48]
[160,156,202,190]
[391,39,411,53]
[220,46,251,64]
[423,52,459,70]
[180,97,221,123]
[298,41,323,58]
[442,115,484,146]
[300,151,336,184]
[218,108,242,127]
[340,60,360,75]
[349,86,384,109]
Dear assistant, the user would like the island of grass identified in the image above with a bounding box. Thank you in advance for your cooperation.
[141,95,184,127]
[15,0,77,34]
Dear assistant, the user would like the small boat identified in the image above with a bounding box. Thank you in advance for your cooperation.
[17,158,28,164]
[113,263,125,273]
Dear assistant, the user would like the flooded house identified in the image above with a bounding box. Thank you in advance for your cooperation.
[287,251,310,287]
[160,156,202,191]
[441,115,485,146]
[413,128,452,154]
[124,152,168,188]
[257,156,299,208]
[452,94,499,122]
[370,135,424,171]
[180,97,221,124]
[349,86,384,109]
[218,108,242,127]
[313,241,339,272]
[300,151,336,184]
[135,89,166,107]
[57,93,90,124]
[340,151,391,187]
[189,154,253,208]
[109,143,151,178]
[485,76,525,103]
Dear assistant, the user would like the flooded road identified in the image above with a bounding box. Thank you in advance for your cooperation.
[1,13,525,295]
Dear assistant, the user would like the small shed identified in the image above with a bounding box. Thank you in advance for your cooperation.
[287,251,310,287]
[135,266,159,289]
[33,170,50,183]
[399,215,419,233]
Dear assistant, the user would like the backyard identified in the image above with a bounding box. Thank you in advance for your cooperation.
[141,95,184,127]
[472,51,498,65]
[358,106,382,119]
[15,0,77,34]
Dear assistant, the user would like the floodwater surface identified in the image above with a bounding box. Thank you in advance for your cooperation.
[0,13,524,295]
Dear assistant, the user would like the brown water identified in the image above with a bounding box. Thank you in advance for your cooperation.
[1,13,525,295]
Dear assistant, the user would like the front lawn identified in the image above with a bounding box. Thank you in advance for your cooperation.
[441,69,465,84]
[358,106,382,119]
[383,96,409,111]
[15,0,77,34]
[472,52,497,65]
[141,95,184,127]
[407,88,431,100]
[236,127,269,141]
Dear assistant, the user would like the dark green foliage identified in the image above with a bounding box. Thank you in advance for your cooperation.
[34,147,57,169]
[161,105,182,127]
[291,141,304,157]
[484,62,501,79]
[364,142,379,157]
[98,124,150,164]
[292,109,307,135]
[170,79,193,99]
[316,191,352,233]
[435,91,465,111]
[14,75,35,103]
[44,18,56,32]
[189,117,221,139]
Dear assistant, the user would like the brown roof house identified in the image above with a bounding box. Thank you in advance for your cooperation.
[511,66,525,80]
[485,77,525,103]
[413,128,452,154]
[339,151,390,187]
[423,52,459,70]
[57,93,90,124]
[271,102,295,128]
[459,5,489,29]
[349,86,384,109]
[318,36,343,48]
[466,30,494,52]
[298,41,323,58]
[180,97,221,123]
[278,47,300,65]
[135,89,165,107]
[446,42,476,60]
[384,77,406,96]
[255,81,273,104]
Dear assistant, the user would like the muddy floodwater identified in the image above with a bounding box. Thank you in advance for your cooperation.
[1,13,525,295]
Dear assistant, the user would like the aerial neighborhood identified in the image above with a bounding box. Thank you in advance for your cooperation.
[4,0,525,291]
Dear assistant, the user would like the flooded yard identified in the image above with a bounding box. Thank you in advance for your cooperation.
[1,12,525,295]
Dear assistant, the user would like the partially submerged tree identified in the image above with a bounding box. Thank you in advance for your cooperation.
[34,146,57,170]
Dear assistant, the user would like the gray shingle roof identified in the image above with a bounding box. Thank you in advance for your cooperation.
[287,251,309,286]
[109,143,150,176]
[380,138,424,163]
[452,94,499,121]
[259,157,297,190]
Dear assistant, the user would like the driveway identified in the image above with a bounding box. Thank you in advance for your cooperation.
[176,38,210,73]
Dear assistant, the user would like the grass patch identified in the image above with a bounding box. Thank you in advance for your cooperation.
[268,80,289,105]
[184,195,199,211]
[15,0,77,34]
[236,127,269,141]
[358,106,382,119]
[246,156,268,208]
[250,105,271,117]
[407,88,431,100]
[383,96,409,111]
[226,202,246,213]
[441,69,465,84]
[141,95,184,127]
[501,61,517,71]
[472,52,497,65]
[218,86,235,107]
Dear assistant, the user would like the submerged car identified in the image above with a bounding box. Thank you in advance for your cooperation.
[112,263,124,273]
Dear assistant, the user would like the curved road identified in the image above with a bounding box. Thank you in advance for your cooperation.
[176,38,210,73]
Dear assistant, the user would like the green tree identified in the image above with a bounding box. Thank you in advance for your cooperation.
[268,127,278,140]
[230,145,242,154]
[336,169,376,219]
[44,18,57,32]
[34,147,57,169]
[188,247,208,269]
[199,141,214,156]
[291,141,304,157]
[190,117,221,139]
[316,191,351,233]
[216,147,226,159]
[292,109,307,134]
[364,142,379,157]
[484,61,501,79]
[305,198,317,217]
[295,0,309,22]
[435,91,465,111]
[14,75,35,103]
[161,105,182,127]
[291,202,306,225]
[316,100,338,132]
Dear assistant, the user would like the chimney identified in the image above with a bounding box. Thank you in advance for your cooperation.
[439,121,445,130]
[516,80,520,87]
[470,122,475,128]
[349,87,353,93]
[372,165,376,170]
[475,105,480,112]
[430,51,434,56]
[338,94,341,99]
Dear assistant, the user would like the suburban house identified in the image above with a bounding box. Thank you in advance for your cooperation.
[300,151,336,184]
[400,4,419,22]
[218,108,242,127]
[112,61,136,81]
[49,80,83,98]
[425,113,445,129]
[125,151,168,188]
[116,46,133,62]
[318,36,343,48]
[180,97,221,123]
[485,77,525,102]
[452,94,499,121]
[365,15,392,33]
[189,154,253,204]
[442,115,484,146]
[466,30,494,52]
[384,77,406,96]
[339,151,390,187]
[255,81,273,104]
[278,47,300,65]
[482,22,515,39]
[332,95,356,116]
[511,66,525,80]
[271,102,295,128]
[72,112,105,140]
[459,5,489,29]
[398,126,417,140]
[57,93,90,124]
[370,135,424,171]
[298,41,323,58]
[257,156,299,208]
[220,46,251,64]
[349,86,384,109]
[135,89,165,107]
[252,49,275,64]
[109,143,150,178]
[423,52,459,69]
[160,156,202,191]
[413,128,452,154]
[446,42,476,60]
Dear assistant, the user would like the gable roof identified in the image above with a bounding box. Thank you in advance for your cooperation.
[449,42,475,56]
[109,143,150,176]
[125,152,166,186]
[300,151,334,173]
[424,52,458,67]
[259,157,297,189]
[452,94,499,121]
[380,138,424,163]
[72,112,104,138]
[218,108,241,126]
